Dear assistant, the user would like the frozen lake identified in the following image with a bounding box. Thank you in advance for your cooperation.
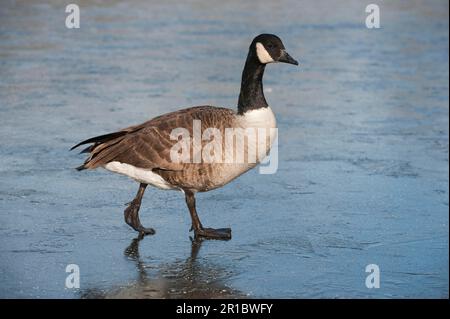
[0,0,448,298]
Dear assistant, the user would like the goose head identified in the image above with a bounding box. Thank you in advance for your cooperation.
[251,33,299,66]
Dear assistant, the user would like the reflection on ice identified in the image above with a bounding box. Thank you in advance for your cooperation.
[80,238,244,299]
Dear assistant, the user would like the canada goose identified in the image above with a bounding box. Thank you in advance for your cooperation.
[72,34,298,240]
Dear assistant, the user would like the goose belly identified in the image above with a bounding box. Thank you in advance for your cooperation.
[104,161,177,190]
[157,162,257,192]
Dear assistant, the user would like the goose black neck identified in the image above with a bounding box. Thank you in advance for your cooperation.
[237,51,267,115]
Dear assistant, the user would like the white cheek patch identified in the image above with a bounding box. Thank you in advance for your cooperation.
[256,42,274,64]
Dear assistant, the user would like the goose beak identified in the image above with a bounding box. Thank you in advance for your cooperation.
[278,50,299,66]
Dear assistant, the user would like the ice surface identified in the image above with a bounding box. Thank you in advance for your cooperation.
[0,0,448,298]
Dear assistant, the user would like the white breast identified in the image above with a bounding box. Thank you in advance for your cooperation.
[240,106,277,129]
[104,161,175,190]
[238,107,277,163]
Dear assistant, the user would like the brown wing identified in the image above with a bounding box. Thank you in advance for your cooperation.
[72,106,236,171]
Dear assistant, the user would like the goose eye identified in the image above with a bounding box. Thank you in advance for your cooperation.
[267,44,275,49]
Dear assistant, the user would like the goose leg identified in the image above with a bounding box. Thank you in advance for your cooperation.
[185,190,231,240]
[124,183,155,237]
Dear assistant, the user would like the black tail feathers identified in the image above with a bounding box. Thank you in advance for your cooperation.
[70,131,128,151]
